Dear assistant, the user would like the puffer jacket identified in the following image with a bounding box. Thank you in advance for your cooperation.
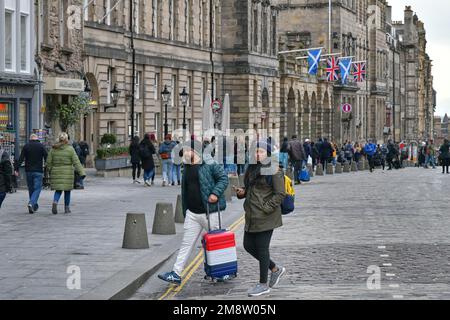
[47,143,85,191]
[238,166,285,233]
[181,154,229,217]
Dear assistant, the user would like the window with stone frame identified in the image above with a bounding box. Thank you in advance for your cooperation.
[185,0,192,43]
[152,0,159,37]
[59,0,70,48]
[253,5,258,51]
[262,7,268,54]
[271,12,277,56]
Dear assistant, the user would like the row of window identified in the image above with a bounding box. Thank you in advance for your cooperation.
[84,0,219,48]
[2,0,31,74]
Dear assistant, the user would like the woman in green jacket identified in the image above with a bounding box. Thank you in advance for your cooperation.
[235,140,286,297]
[47,133,85,214]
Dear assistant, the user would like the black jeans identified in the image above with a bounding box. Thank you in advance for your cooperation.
[132,163,141,180]
[442,159,450,173]
[243,230,276,284]
[367,155,375,170]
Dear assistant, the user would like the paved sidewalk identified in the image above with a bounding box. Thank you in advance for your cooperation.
[134,167,450,300]
[0,174,243,300]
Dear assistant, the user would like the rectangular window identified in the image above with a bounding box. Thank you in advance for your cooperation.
[107,121,117,135]
[135,0,140,33]
[0,102,13,131]
[152,0,158,37]
[105,0,111,26]
[107,67,113,105]
[128,112,141,137]
[84,0,89,21]
[185,0,188,43]
[4,10,15,71]
[171,75,177,107]
[169,0,174,40]
[187,76,192,108]
[154,73,160,100]
[135,71,141,100]
[155,112,160,139]
[20,14,29,72]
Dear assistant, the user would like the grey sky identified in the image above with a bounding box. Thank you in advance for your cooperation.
[391,0,450,117]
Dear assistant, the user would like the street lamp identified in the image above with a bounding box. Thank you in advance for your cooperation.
[105,84,120,111]
[180,87,189,130]
[110,84,120,107]
[161,85,171,137]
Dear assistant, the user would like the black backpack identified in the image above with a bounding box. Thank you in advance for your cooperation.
[139,144,151,159]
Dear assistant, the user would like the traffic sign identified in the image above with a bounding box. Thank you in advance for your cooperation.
[342,103,352,113]
[211,99,222,111]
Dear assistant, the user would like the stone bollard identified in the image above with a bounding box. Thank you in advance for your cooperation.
[326,163,334,175]
[358,160,364,171]
[351,161,358,172]
[152,203,176,235]
[174,194,184,224]
[122,213,150,249]
[316,164,324,176]
[335,163,343,174]
[307,164,314,178]
[343,162,350,173]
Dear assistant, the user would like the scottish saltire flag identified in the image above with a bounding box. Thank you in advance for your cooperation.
[325,57,340,82]
[339,57,353,84]
[307,49,322,75]
[352,62,367,82]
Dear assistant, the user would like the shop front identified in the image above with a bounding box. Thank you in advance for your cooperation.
[0,82,37,161]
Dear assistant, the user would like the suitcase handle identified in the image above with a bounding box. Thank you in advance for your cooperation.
[206,201,222,232]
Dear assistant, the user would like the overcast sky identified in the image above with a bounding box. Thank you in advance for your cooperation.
[390,0,450,117]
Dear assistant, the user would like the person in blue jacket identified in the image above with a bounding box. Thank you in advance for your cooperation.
[364,140,377,173]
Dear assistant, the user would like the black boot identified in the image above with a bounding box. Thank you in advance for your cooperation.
[65,206,71,214]
[52,202,58,215]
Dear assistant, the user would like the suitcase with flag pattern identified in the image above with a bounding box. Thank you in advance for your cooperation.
[202,204,238,282]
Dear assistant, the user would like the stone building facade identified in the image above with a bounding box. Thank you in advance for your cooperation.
[82,0,281,153]
[35,0,86,140]
[0,0,39,159]
[394,6,435,142]
[276,0,371,144]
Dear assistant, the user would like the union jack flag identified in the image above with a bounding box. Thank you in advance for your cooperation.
[352,62,366,82]
[325,57,340,82]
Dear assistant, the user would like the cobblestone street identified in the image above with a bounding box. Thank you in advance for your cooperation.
[132,168,450,300]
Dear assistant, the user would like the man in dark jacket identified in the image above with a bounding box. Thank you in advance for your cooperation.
[319,138,333,170]
[158,139,229,285]
[0,147,12,208]
[15,134,48,214]
[386,140,398,170]
[288,135,306,185]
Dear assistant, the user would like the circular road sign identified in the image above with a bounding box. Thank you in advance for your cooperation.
[211,99,222,111]
[342,103,352,113]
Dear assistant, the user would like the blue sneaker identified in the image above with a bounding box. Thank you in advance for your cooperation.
[158,271,182,285]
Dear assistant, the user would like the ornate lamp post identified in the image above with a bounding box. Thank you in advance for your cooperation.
[161,85,171,138]
[180,87,189,130]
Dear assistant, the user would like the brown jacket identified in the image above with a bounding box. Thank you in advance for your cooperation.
[238,168,285,233]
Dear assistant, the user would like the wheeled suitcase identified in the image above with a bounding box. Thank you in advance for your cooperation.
[202,204,238,282]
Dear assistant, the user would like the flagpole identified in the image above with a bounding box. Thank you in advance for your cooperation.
[329,0,332,54]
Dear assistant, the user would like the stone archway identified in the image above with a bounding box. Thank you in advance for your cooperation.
[310,92,317,140]
[287,88,296,137]
[262,87,270,131]
[303,91,310,139]
[323,92,331,140]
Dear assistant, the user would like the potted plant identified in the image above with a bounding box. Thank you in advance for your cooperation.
[95,134,130,171]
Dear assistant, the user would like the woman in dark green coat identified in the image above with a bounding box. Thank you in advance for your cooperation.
[235,140,286,297]
[47,133,85,214]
